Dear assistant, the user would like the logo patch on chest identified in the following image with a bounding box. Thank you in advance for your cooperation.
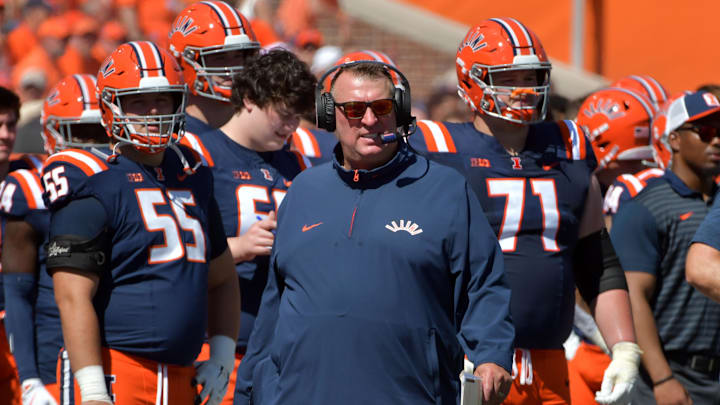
[385,220,423,236]
[511,157,523,170]
[260,168,273,181]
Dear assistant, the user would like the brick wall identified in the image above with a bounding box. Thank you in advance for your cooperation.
[316,15,458,108]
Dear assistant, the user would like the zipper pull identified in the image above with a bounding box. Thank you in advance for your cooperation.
[353,169,359,182]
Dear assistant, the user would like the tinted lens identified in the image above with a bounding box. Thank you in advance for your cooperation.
[697,125,719,142]
[342,101,370,119]
[370,99,394,116]
[338,99,394,119]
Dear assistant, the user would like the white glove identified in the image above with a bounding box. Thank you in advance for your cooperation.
[595,342,642,405]
[194,335,236,405]
[21,378,58,405]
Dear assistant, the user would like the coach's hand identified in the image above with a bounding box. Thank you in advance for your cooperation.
[228,211,277,263]
[194,335,235,405]
[22,378,58,405]
[474,363,512,405]
[595,341,642,405]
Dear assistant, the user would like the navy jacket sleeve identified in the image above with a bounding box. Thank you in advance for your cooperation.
[452,182,514,371]
[233,234,283,405]
[610,200,660,274]
[692,196,720,250]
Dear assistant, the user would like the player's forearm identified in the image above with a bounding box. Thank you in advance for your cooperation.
[53,270,104,371]
[592,289,636,348]
[208,250,241,341]
[686,243,720,302]
[629,288,671,381]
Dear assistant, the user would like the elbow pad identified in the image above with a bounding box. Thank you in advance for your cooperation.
[573,228,627,304]
[46,230,110,274]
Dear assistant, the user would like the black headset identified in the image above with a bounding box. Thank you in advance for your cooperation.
[315,60,415,135]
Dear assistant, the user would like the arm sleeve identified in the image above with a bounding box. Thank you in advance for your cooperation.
[453,182,514,372]
[692,196,720,250]
[208,196,228,260]
[233,254,282,405]
[610,201,660,274]
[47,197,109,274]
[3,272,39,382]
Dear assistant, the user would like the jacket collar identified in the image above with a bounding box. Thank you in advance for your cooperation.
[332,141,415,188]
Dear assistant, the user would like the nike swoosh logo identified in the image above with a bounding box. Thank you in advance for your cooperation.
[177,173,188,181]
[543,162,559,171]
[302,222,323,232]
[679,211,693,221]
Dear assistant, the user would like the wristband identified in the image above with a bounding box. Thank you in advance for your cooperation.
[652,374,674,387]
[75,365,112,403]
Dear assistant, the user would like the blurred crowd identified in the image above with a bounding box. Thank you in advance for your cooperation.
[0,0,473,152]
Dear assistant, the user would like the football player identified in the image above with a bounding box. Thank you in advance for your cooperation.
[47,41,240,405]
[407,18,641,405]
[568,86,657,404]
[575,87,661,226]
[169,1,260,163]
[0,86,24,405]
[1,74,108,405]
[175,48,314,404]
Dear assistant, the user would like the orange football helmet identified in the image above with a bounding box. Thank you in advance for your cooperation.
[169,1,259,102]
[611,75,668,110]
[456,18,551,125]
[41,74,107,154]
[576,87,655,169]
[97,41,187,152]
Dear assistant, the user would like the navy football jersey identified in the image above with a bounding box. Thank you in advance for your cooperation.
[603,168,664,216]
[409,119,597,349]
[189,127,308,349]
[290,127,337,165]
[48,146,226,365]
[0,153,47,312]
[41,147,112,210]
[0,168,60,383]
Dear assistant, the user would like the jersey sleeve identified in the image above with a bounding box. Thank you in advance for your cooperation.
[692,196,720,250]
[557,120,597,170]
[0,169,46,218]
[49,196,109,240]
[610,200,661,274]
[41,149,109,210]
[603,175,641,216]
[179,131,215,168]
[408,120,458,154]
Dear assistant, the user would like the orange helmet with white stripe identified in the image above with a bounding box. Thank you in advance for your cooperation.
[169,1,259,102]
[456,18,551,125]
[97,41,187,152]
[576,87,655,169]
[611,75,668,110]
[41,74,108,154]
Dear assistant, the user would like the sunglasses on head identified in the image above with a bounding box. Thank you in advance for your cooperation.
[334,98,394,120]
[680,123,720,142]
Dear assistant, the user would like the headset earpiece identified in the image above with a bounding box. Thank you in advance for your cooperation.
[315,91,336,132]
[315,60,414,135]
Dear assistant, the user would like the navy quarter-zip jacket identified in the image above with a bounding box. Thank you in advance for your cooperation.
[236,142,514,405]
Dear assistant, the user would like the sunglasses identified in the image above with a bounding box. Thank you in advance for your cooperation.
[334,98,394,120]
[680,124,720,143]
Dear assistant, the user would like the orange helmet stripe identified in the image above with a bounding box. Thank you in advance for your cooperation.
[202,1,245,37]
[490,17,535,56]
[129,41,165,78]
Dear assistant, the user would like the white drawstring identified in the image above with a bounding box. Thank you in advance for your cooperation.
[511,349,533,385]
